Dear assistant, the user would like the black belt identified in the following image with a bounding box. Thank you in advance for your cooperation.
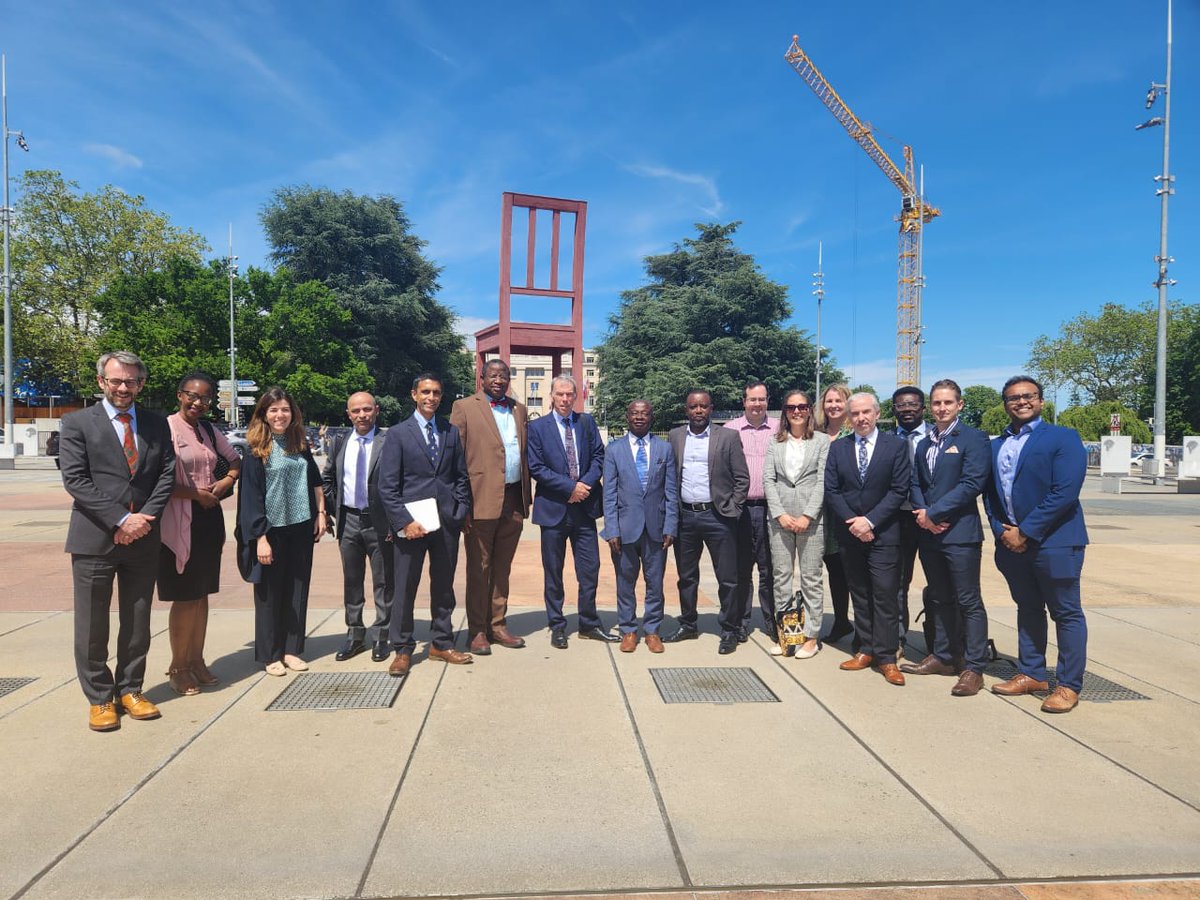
[682,502,714,512]
[743,499,767,507]
[343,506,368,515]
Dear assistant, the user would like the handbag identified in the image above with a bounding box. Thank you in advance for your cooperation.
[200,419,231,480]
[775,601,806,654]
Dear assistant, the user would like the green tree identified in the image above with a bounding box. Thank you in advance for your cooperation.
[595,223,842,425]
[961,385,1001,429]
[10,170,207,390]
[1143,304,1200,443]
[1058,402,1152,443]
[260,186,467,400]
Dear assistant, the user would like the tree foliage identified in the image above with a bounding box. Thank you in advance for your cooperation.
[961,385,1001,429]
[595,223,842,426]
[1058,402,1152,443]
[1148,304,1200,443]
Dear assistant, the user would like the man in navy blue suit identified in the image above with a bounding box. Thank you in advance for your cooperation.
[378,372,473,676]
[825,392,912,686]
[527,375,618,649]
[601,400,679,653]
[901,379,992,697]
[983,375,1089,714]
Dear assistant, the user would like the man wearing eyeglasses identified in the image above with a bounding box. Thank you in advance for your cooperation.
[59,351,176,732]
[891,386,929,648]
[982,375,1089,714]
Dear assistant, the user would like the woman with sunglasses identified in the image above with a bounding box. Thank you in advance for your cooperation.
[763,390,830,658]
[818,383,855,644]
[159,372,242,695]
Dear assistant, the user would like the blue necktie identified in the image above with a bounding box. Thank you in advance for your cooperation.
[857,437,869,482]
[635,437,649,491]
[354,436,368,509]
[425,421,438,464]
[562,416,579,481]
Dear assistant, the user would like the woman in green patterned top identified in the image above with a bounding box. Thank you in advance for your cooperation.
[236,387,325,676]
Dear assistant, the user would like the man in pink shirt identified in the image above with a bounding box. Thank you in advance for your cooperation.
[725,381,779,642]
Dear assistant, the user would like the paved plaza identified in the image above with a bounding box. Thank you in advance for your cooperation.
[1,466,1198,900]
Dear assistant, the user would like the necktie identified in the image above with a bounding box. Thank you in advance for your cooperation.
[116,412,137,474]
[562,416,579,481]
[635,437,648,491]
[857,436,869,482]
[425,421,438,464]
[354,436,368,509]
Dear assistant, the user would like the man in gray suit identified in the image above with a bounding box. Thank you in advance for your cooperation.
[665,389,750,654]
[59,351,176,731]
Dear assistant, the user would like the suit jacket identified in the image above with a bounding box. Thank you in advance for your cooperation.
[378,415,471,535]
[824,430,911,547]
[449,392,531,519]
[322,430,388,539]
[600,434,679,543]
[527,412,605,525]
[762,431,830,523]
[236,445,322,583]
[668,424,749,520]
[910,422,990,545]
[982,420,1089,549]
[59,403,176,555]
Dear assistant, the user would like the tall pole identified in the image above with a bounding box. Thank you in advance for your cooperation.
[812,242,825,401]
[227,225,238,426]
[2,55,12,446]
[1151,0,1174,482]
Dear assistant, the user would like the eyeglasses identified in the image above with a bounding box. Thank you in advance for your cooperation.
[1003,392,1040,404]
[180,390,213,407]
[784,403,811,412]
[102,377,143,389]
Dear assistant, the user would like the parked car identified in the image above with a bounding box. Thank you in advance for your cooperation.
[224,427,249,459]
[1130,451,1177,474]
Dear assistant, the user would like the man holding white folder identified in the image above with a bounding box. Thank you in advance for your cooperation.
[378,372,473,676]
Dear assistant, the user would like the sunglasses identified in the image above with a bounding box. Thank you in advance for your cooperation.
[784,403,811,412]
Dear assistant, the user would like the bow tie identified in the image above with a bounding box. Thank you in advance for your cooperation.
[490,397,509,409]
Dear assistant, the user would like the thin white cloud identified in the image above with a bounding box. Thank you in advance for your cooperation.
[454,314,494,342]
[625,163,724,217]
[83,142,143,169]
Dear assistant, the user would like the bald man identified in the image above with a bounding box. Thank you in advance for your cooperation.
[323,391,395,662]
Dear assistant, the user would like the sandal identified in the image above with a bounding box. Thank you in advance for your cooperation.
[166,667,200,696]
[191,663,220,687]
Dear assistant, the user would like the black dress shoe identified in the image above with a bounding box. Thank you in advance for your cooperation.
[370,640,390,662]
[335,639,367,662]
[718,632,738,654]
[550,628,569,650]
[663,626,699,643]
[578,626,619,643]
[737,626,749,644]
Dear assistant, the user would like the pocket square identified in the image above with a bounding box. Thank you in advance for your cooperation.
[944,446,960,454]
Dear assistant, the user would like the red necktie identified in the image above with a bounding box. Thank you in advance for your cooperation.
[117,412,138,474]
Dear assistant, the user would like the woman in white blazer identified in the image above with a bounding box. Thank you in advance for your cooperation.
[763,389,831,658]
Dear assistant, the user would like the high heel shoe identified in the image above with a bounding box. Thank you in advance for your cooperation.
[166,667,200,696]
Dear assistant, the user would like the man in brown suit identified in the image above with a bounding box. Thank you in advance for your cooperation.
[449,359,532,654]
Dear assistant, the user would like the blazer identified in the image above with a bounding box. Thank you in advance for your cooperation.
[236,445,322,583]
[527,412,605,525]
[762,431,830,524]
[322,430,388,540]
[982,421,1089,549]
[667,424,749,520]
[449,392,531,520]
[909,422,990,545]
[824,430,911,546]
[59,403,176,555]
[377,415,471,535]
[600,434,679,543]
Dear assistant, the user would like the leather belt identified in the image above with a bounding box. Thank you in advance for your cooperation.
[682,502,714,512]
[343,506,367,515]
[743,499,767,507]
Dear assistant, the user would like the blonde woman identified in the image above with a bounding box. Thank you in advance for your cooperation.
[818,383,854,643]
[763,390,830,658]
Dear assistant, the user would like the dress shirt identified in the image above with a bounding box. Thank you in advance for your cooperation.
[680,427,712,504]
[997,417,1041,524]
[553,411,576,457]
[340,427,377,506]
[102,398,138,445]
[627,431,649,455]
[924,418,957,474]
[855,428,880,469]
[725,415,778,500]
[784,435,806,483]
[491,401,521,484]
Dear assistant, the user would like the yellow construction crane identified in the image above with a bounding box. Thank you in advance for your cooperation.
[784,35,940,388]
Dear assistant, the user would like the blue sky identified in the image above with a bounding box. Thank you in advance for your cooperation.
[3,0,1195,400]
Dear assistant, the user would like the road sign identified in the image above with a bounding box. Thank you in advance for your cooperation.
[237,380,257,389]
[218,380,236,388]
[217,401,231,411]
[217,390,235,400]
[237,396,256,405]
[1110,413,1121,435]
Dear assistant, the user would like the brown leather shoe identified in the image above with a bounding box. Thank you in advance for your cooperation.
[991,673,1050,696]
[619,632,638,653]
[388,653,412,677]
[951,670,984,697]
[839,652,874,671]
[89,702,119,732]
[469,633,492,655]
[117,692,161,720]
[491,626,526,649]
[645,633,665,654]
[878,663,906,686]
[429,646,473,665]
[900,654,957,676]
[1041,685,1079,713]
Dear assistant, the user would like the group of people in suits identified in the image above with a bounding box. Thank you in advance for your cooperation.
[60,348,1091,733]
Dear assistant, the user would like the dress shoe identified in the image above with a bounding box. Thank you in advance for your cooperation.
[550,628,569,650]
[718,632,738,655]
[951,670,984,697]
[644,633,664,653]
[578,626,619,643]
[900,654,958,676]
[117,692,162,720]
[388,652,412,677]
[826,620,854,643]
[878,663,906,686]
[737,626,749,644]
[429,646,473,665]
[663,626,699,643]
[991,672,1050,696]
[491,626,526,649]
[335,639,367,662]
[469,633,493,656]
[282,654,308,671]
[1041,685,1080,713]
[89,702,119,732]
[794,640,822,660]
[265,661,287,677]
[768,643,787,657]
[371,640,391,662]
[839,652,874,671]
[619,632,638,652]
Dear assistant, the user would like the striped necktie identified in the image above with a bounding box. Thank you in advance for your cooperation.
[635,438,649,491]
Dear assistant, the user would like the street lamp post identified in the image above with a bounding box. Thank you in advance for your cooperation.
[2,54,30,449]
[812,242,825,402]
[226,225,238,426]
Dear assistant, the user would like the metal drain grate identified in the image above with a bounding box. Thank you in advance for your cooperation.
[985,659,1150,703]
[650,667,779,704]
[0,676,37,698]
[266,672,403,711]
